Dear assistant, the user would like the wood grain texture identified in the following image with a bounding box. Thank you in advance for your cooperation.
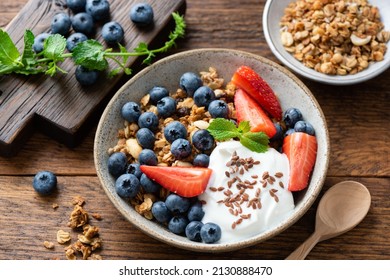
[0,0,389,260]
[0,0,186,156]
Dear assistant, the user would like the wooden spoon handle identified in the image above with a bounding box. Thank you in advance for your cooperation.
[285,232,322,260]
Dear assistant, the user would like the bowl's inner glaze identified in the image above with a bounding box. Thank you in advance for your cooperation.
[94,49,329,252]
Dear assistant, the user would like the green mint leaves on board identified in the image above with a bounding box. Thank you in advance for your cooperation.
[207,118,269,153]
[0,12,186,77]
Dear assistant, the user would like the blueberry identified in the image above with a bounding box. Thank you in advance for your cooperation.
[66,32,88,52]
[192,129,214,152]
[193,86,216,108]
[115,174,140,199]
[121,101,141,123]
[140,173,161,193]
[71,12,94,35]
[200,222,222,243]
[136,127,155,149]
[270,123,284,141]
[66,0,86,13]
[138,149,158,166]
[51,13,71,36]
[185,221,204,242]
[32,33,50,53]
[179,72,202,97]
[151,201,172,223]
[126,163,142,179]
[170,138,192,159]
[107,152,127,178]
[102,21,124,45]
[208,99,229,118]
[138,112,159,132]
[163,121,187,144]
[168,215,189,235]
[157,96,177,118]
[294,120,315,136]
[32,171,57,195]
[187,201,205,221]
[165,193,191,214]
[86,0,110,21]
[193,154,210,167]
[129,3,154,26]
[149,86,169,105]
[283,108,302,128]
[284,128,295,137]
[75,65,99,86]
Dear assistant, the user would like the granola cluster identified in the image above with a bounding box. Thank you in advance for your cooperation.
[43,196,103,260]
[108,67,237,216]
[280,0,390,75]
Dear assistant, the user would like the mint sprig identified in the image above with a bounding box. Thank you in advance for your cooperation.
[0,12,186,77]
[207,118,269,153]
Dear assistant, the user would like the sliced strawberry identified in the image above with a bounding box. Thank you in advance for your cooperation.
[234,88,277,138]
[139,166,212,197]
[231,65,282,121]
[283,132,317,192]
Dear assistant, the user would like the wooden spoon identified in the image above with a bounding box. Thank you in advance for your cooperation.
[286,181,371,260]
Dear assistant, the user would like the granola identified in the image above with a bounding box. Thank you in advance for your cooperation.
[279,0,390,75]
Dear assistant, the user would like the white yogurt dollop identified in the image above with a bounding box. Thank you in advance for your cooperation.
[199,140,294,243]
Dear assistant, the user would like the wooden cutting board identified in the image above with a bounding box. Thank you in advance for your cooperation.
[0,0,186,157]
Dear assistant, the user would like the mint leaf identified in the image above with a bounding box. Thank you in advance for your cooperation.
[0,29,20,66]
[207,118,240,140]
[207,118,269,153]
[43,34,66,61]
[239,132,269,153]
[72,40,108,71]
[238,121,250,134]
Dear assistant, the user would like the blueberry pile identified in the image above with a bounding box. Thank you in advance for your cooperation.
[107,71,233,243]
[152,194,221,243]
[31,1,155,85]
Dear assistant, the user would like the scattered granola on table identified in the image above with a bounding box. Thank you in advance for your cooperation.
[279,0,390,75]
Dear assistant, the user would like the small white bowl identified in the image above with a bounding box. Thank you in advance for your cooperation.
[94,48,330,252]
[263,0,390,85]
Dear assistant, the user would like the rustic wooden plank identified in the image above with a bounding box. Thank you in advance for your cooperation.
[0,176,388,260]
[0,0,186,157]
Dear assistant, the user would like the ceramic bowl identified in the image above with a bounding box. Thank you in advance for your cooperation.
[94,48,330,252]
[263,0,390,85]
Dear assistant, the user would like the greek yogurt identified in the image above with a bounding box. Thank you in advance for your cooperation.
[199,140,295,243]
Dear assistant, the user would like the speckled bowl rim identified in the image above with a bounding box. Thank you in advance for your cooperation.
[263,0,390,85]
[94,48,330,253]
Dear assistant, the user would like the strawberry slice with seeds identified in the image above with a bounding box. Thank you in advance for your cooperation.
[231,65,282,121]
[283,132,317,191]
[139,166,212,197]
[234,88,277,138]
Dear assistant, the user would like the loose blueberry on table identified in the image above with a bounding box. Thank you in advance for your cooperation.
[86,0,110,21]
[66,0,86,13]
[33,171,57,195]
[32,33,50,53]
[51,13,72,36]
[101,21,124,45]
[66,32,88,52]
[129,3,154,26]
[75,65,99,86]
[71,12,95,35]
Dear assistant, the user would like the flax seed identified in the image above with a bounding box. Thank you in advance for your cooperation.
[275,172,283,178]
[225,171,230,178]
[251,175,258,179]
[217,186,225,191]
[236,218,243,225]
[232,221,237,229]
[262,171,269,180]
[253,160,260,165]
[279,181,284,188]
[229,208,235,215]
[209,187,218,192]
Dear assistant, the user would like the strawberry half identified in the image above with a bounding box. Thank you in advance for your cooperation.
[231,65,282,121]
[234,88,277,138]
[139,166,212,197]
[283,132,317,192]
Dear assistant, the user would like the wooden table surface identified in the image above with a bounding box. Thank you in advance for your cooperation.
[0,0,389,260]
